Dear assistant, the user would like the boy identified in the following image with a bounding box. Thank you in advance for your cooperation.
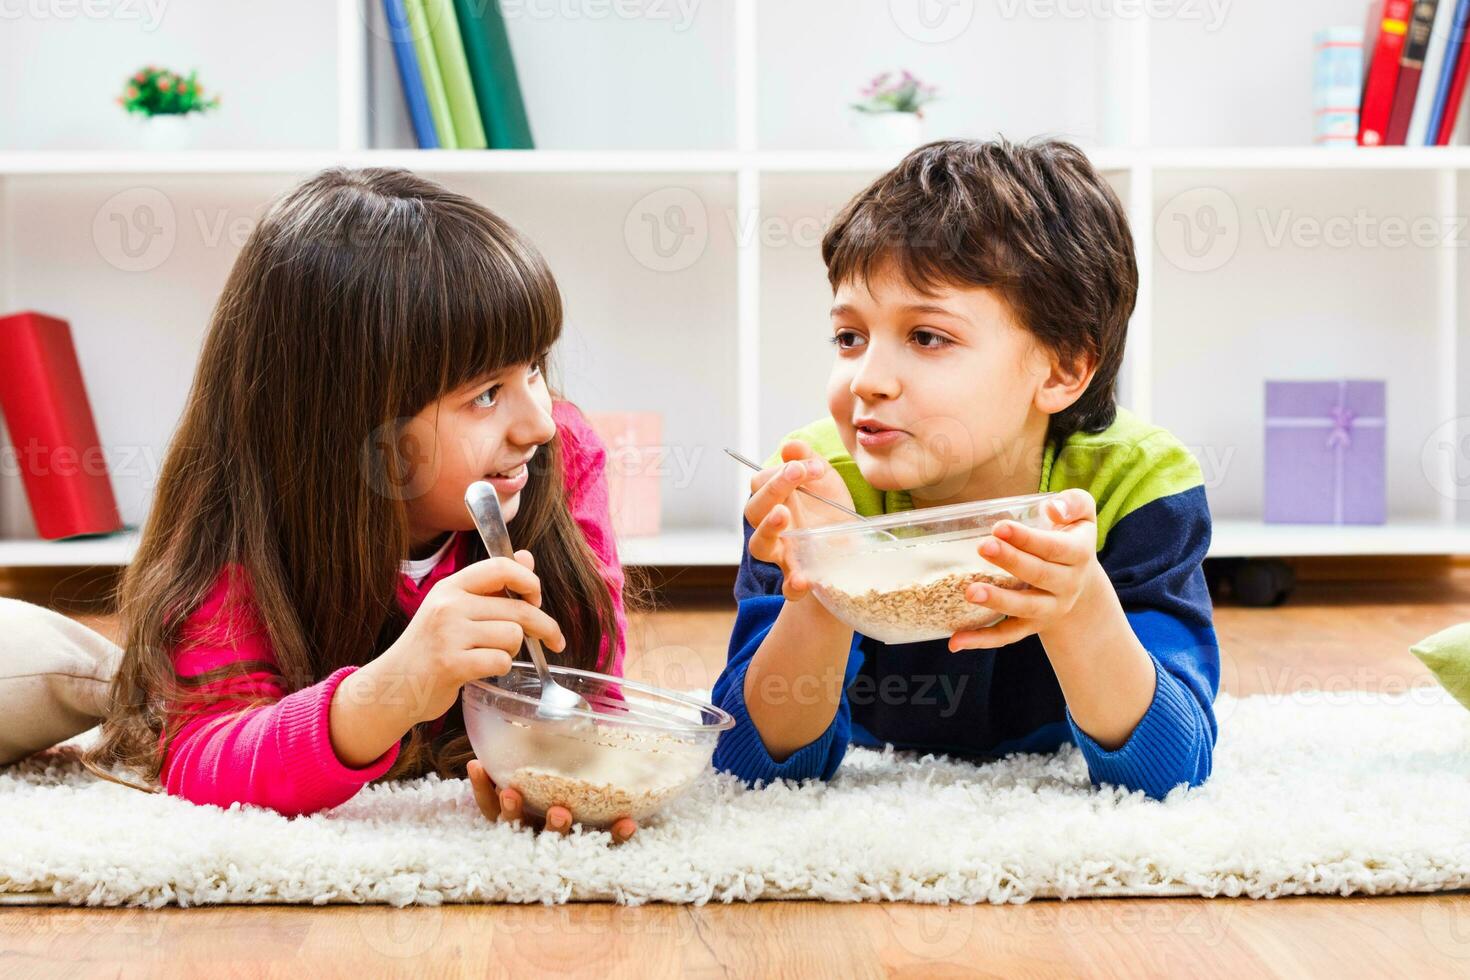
[712,139,1218,801]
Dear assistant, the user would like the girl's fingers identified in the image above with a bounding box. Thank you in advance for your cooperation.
[467,760,500,821]
[464,597,566,652]
[460,647,515,681]
[453,557,543,605]
[610,818,638,844]
[544,805,573,835]
[498,785,524,823]
[966,582,1052,619]
[979,535,1063,593]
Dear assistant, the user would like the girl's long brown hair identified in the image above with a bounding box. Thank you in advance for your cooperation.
[86,168,626,786]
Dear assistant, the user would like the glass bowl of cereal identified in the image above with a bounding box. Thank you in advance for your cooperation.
[462,665,734,830]
[780,492,1059,645]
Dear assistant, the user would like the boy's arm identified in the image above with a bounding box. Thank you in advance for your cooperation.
[711,522,864,784]
[951,485,1219,801]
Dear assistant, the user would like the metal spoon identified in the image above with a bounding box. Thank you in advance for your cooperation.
[724,448,899,542]
[464,480,590,721]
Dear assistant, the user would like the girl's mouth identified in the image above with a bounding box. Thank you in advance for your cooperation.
[485,463,529,495]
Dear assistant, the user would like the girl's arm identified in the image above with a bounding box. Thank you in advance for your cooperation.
[163,570,399,817]
[552,400,628,677]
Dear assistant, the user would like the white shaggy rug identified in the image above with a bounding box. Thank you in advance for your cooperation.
[3,690,1469,908]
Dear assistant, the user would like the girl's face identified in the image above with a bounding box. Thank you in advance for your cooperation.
[825,266,1065,506]
[403,360,556,548]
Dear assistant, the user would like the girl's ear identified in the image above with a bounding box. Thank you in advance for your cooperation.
[1034,349,1097,417]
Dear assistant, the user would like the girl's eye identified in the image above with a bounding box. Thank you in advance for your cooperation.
[913,329,952,350]
[829,330,866,351]
[472,385,500,409]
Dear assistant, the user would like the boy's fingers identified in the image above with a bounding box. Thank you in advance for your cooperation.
[949,616,1037,652]
[467,760,500,821]
[611,818,638,843]
[979,536,1064,593]
[747,505,790,562]
[780,440,815,462]
[1049,489,1096,526]
[967,582,1051,619]
[993,521,1080,565]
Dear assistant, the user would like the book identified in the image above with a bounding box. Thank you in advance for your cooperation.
[382,0,440,149]
[1313,27,1365,146]
[453,0,535,149]
[1408,0,1458,142]
[423,0,487,149]
[405,0,458,149]
[1429,0,1470,141]
[1386,0,1440,144]
[1359,0,1414,145]
[0,312,122,540]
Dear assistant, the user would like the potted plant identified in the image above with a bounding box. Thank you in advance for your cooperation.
[117,66,221,151]
[850,70,938,149]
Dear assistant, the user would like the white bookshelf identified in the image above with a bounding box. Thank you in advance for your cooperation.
[1,0,1468,570]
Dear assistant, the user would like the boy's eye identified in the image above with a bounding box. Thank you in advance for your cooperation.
[830,330,866,350]
[473,385,500,408]
[912,329,951,350]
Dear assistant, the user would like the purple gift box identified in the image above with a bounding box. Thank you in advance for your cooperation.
[1264,380,1386,525]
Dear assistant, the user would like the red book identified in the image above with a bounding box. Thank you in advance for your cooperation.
[1360,0,1415,145]
[1386,0,1440,144]
[0,311,122,540]
[1436,15,1470,142]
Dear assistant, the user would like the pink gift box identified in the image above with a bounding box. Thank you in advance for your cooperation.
[585,412,662,538]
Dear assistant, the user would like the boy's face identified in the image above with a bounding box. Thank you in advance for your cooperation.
[400,361,557,549]
[825,265,1056,503]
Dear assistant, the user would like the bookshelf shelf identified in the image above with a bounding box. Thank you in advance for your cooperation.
[2,0,1469,569]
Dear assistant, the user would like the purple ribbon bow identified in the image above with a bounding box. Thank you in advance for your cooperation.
[1325,405,1356,450]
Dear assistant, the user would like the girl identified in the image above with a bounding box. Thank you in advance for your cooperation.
[82,167,640,841]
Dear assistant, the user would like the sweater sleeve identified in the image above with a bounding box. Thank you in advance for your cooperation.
[553,400,629,678]
[161,569,399,816]
[710,520,864,785]
[1065,485,1221,800]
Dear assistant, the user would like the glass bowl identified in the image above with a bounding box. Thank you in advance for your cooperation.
[780,492,1059,644]
[462,664,734,829]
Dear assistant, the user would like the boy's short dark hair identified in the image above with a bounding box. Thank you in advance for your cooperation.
[821,138,1137,440]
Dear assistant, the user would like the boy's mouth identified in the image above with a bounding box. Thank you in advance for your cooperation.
[853,418,906,450]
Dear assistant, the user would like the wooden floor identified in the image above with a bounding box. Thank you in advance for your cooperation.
[4,567,1470,977]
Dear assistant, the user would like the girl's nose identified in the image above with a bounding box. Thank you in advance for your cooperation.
[509,396,557,449]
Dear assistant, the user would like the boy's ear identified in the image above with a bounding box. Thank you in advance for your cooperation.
[1034,350,1097,416]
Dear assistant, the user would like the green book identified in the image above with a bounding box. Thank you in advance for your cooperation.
[404,0,457,148]
[453,0,534,149]
[423,0,487,149]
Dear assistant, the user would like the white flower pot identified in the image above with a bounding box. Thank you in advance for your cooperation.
[853,112,925,150]
[138,114,194,152]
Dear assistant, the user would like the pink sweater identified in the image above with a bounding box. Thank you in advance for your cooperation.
[162,401,628,816]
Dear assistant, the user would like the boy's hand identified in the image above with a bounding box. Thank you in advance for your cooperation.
[467,759,638,844]
[744,441,856,602]
[949,489,1104,651]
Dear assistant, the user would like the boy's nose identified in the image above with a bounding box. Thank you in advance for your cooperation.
[850,356,901,401]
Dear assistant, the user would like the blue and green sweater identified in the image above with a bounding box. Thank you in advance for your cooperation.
[711,408,1220,801]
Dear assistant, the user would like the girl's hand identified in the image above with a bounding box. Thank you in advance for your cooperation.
[467,759,638,844]
[949,489,1103,651]
[380,552,567,725]
[744,441,856,601]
